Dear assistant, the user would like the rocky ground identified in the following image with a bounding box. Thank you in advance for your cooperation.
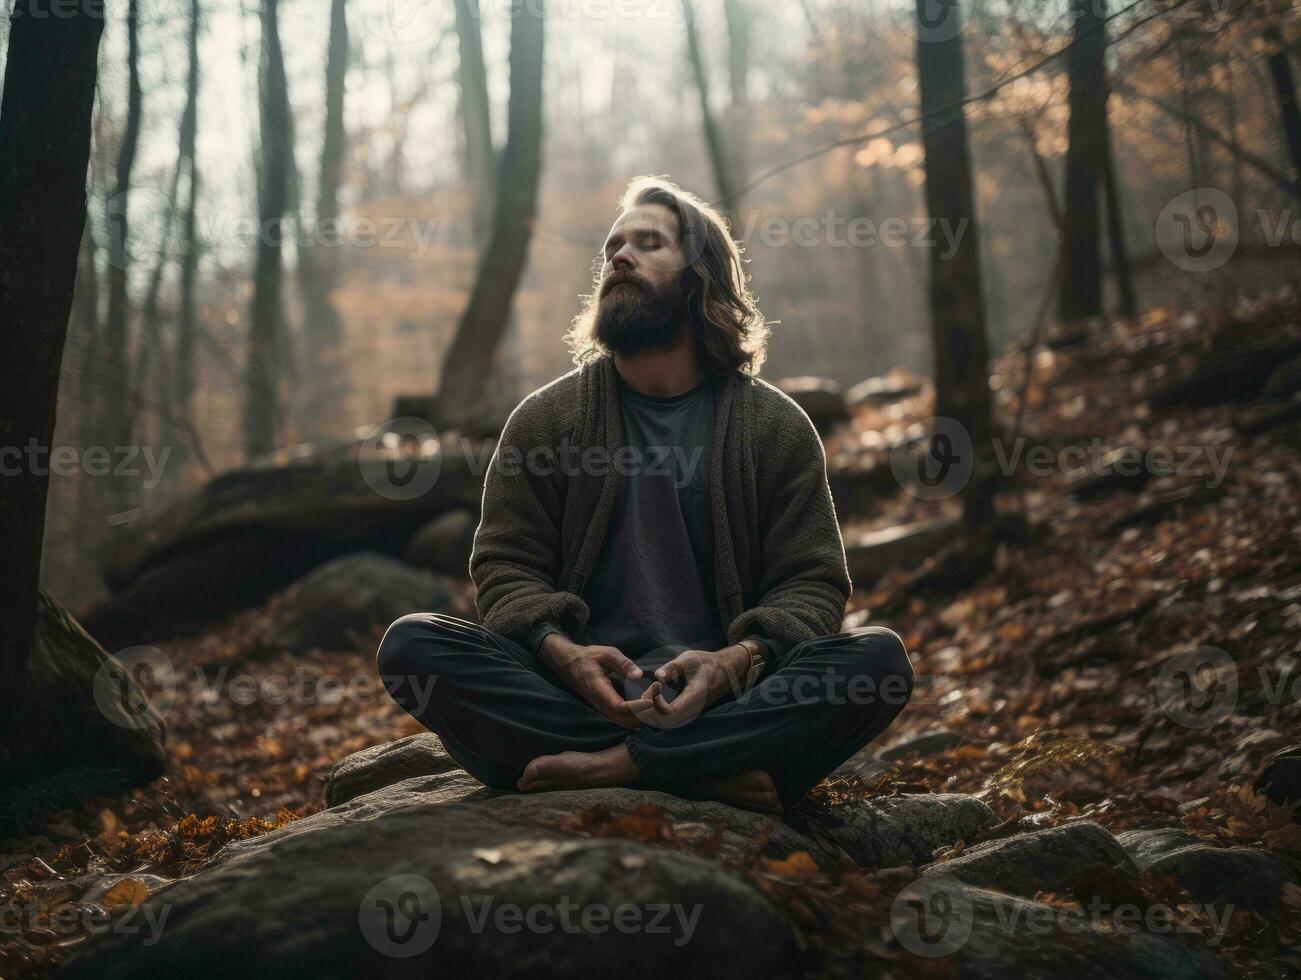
[3,294,1301,977]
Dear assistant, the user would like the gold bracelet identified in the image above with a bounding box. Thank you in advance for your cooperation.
[737,638,767,692]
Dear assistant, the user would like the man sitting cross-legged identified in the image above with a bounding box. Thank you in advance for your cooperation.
[377,176,914,816]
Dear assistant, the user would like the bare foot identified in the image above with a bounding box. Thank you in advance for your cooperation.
[688,770,783,816]
[517,744,639,792]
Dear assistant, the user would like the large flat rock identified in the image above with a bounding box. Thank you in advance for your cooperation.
[477,786,831,865]
[61,773,798,979]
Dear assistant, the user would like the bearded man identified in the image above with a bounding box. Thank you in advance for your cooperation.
[378,177,913,815]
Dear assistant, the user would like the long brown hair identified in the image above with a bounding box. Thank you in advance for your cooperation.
[564,176,770,376]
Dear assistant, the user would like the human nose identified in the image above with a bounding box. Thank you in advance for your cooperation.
[609,243,635,271]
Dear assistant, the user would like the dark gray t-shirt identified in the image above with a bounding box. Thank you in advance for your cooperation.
[520,372,725,661]
[521,372,784,667]
[573,372,727,660]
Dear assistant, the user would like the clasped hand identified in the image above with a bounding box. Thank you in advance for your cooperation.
[538,636,751,731]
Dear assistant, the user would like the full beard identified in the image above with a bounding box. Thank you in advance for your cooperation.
[594,276,690,357]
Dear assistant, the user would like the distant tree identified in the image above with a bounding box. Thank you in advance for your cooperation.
[456,0,495,247]
[1262,19,1301,200]
[244,0,292,458]
[1059,0,1109,322]
[0,0,106,750]
[295,0,349,440]
[723,0,752,184]
[913,0,996,536]
[175,0,203,467]
[435,0,545,429]
[681,0,739,225]
[98,0,143,498]
[132,0,203,476]
[1103,119,1137,317]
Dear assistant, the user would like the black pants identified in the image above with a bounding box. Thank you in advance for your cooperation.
[376,614,914,809]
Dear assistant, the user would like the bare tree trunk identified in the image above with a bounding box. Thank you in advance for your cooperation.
[681,0,739,225]
[1226,57,1246,218]
[1264,22,1301,200]
[244,0,291,459]
[1059,0,1107,322]
[914,0,995,534]
[723,0,752,187]
[0,0,105,746]
[1103,118,1137,317]
[96,0,142,509]
[456,0,495,246]
[1018,116,1062,231]
[174,0,202,481]
[435,0,545,428]
[295,0,348,440]
[1172,29,1212,194]
[135,138,187,427]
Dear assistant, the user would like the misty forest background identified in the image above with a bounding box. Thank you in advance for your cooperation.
[5,0,1299,609]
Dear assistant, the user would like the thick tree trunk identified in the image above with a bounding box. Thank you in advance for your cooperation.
[0,0,106,751]
[1264,22,1301,200]
[295,0,349,439]
[681,0,739,225]
[914,0,996,534]
[244,0,292,458]
[455,0,495,247]
[1058,0,1108,322]
[435,0,545,427]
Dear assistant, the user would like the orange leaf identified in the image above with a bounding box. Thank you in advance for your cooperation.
[764,851,820,877]
[102,878,150,908]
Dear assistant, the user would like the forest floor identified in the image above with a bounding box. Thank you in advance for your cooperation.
[3,294,1301,976]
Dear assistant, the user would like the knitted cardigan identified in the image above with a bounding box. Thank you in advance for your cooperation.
[469,354,852,652]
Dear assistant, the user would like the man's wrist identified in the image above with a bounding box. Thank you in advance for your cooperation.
[711,642,755,695]
[538,631,576,667]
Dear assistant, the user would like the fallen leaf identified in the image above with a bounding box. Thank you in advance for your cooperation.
[102,878,150,908]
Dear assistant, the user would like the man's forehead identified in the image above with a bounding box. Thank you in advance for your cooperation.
[606,203,679,240]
